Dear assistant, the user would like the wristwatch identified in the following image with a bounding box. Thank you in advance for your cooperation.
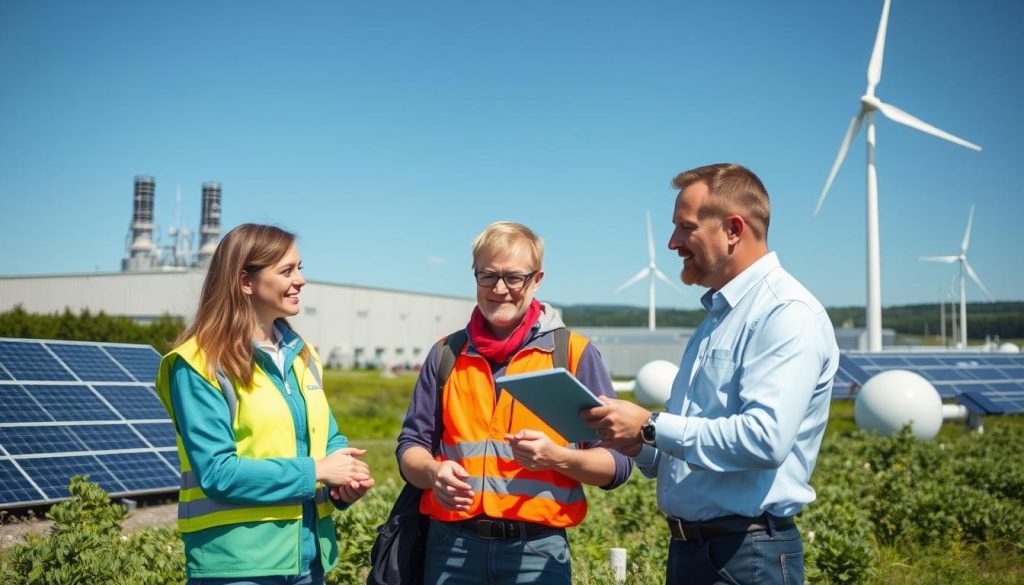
[640,412,659,447]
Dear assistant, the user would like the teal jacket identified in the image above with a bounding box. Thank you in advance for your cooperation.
[168,323,349,578]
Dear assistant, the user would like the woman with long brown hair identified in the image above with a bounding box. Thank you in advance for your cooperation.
[156,223,373,585]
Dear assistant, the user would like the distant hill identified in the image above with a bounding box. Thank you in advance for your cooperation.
[557,301,1024,340]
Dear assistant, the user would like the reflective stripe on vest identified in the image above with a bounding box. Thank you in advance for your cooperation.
[155,337,332,533]
[439,440,577,461]
[178,472,332,520]
[421,330,592,528]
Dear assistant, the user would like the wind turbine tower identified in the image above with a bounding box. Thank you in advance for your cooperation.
[920,205,993,348]
[615,212,681,331]
[813,0,982,351]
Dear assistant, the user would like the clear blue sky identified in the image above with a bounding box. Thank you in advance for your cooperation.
[1,1,1021,311]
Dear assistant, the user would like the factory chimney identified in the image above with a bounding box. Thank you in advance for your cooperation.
[196,181,222,268]
[122,175,157,271]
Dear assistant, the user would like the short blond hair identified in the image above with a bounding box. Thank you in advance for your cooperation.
[672,163,771,240]
[471,222,544,270]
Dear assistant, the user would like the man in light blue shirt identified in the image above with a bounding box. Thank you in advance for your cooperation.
[584,163,838,585]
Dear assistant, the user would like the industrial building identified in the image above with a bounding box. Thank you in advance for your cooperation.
[0,176,476,369]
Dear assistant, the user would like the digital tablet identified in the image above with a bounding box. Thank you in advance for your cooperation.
[495,367,603,442]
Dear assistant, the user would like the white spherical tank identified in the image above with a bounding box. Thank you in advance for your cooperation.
[998,342,1021,353]
[633,360,678,408]
[854,370,943,440]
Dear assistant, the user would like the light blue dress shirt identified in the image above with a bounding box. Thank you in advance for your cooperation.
[634,252,838,521]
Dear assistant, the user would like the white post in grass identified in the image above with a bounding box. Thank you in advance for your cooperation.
[609,547,627,582]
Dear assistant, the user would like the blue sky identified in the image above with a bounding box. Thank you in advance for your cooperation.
[1,1,1021,311]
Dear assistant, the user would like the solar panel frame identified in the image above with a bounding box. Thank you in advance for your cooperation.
[0,337,178,509]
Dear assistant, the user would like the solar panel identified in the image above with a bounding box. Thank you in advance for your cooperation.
[94,385,168,420]
[0,460,41,505]
[0,338,178,508]
[48,343,134,382]
[833,351,1024,415]
[0,341,76,381]
[103,346,161,383]
[17,455,125,500]
[0,385,54,423]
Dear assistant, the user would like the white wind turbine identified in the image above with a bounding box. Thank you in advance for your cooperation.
[920,205,993,348]
[813,0,982,351]
[615,212,681,331]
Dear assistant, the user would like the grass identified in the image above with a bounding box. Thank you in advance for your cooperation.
[324,369,415,484]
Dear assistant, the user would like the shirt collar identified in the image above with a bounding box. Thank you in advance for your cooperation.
[256,327,284,352]
[701,252,780,312]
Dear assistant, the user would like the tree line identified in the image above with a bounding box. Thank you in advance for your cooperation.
[560,301,1024,340]
[0,305,184,354]
[1,302,1021,349]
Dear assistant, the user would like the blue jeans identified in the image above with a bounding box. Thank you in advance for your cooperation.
[186,569,324,585]
[666,524,803,585]
[423,519,572,585]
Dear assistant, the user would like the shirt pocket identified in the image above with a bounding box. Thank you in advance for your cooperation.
[705,348,735,370]
[690,348,737,414]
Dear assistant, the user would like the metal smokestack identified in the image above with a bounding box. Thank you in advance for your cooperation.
[122,175,157,271]
[196,181,222,268]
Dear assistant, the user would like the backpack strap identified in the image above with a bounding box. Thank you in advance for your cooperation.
[432,329,468,455]
[552,327,571,371]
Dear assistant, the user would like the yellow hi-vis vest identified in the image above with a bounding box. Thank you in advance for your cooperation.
[155,337,334,533]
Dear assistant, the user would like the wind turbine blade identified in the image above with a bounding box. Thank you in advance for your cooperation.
[814,111,865,217]
[875,101,982,151]
[919,255,959,263]
[961,205,975,254]
[866,0,892,93]
[653,268,682,292]
[614,268,650,294]
[963,261,994,301]
[646,212,655,264]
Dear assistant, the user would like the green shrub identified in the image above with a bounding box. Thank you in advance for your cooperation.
[0,476,184,585]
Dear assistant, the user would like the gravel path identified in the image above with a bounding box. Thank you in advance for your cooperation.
[1,502,178,548]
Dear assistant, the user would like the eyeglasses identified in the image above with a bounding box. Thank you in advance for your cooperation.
[474,270,538,290]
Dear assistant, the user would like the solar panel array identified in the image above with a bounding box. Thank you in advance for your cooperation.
[0,338,178,508]
[832,351,1024,415]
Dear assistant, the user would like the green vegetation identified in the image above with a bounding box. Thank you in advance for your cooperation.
[0,477,185,585]
[0,305,184,354]
[4,371,1023,584]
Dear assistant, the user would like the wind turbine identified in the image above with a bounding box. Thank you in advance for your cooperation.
[615,212,681,331]
[813,0,982,351]
[920,205,993,348]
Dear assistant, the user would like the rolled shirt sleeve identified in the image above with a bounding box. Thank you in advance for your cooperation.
[574,342,634,489]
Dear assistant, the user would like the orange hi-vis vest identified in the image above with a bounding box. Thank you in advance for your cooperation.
[421,330,591,528]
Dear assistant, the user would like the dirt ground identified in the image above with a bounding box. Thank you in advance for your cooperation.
[1,502,177,548]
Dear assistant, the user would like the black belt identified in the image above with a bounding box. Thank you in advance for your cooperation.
[667,514,795,542]
[450,516,563,540]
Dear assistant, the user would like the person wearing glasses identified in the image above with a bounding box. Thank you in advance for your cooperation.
[396,221,632,585]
